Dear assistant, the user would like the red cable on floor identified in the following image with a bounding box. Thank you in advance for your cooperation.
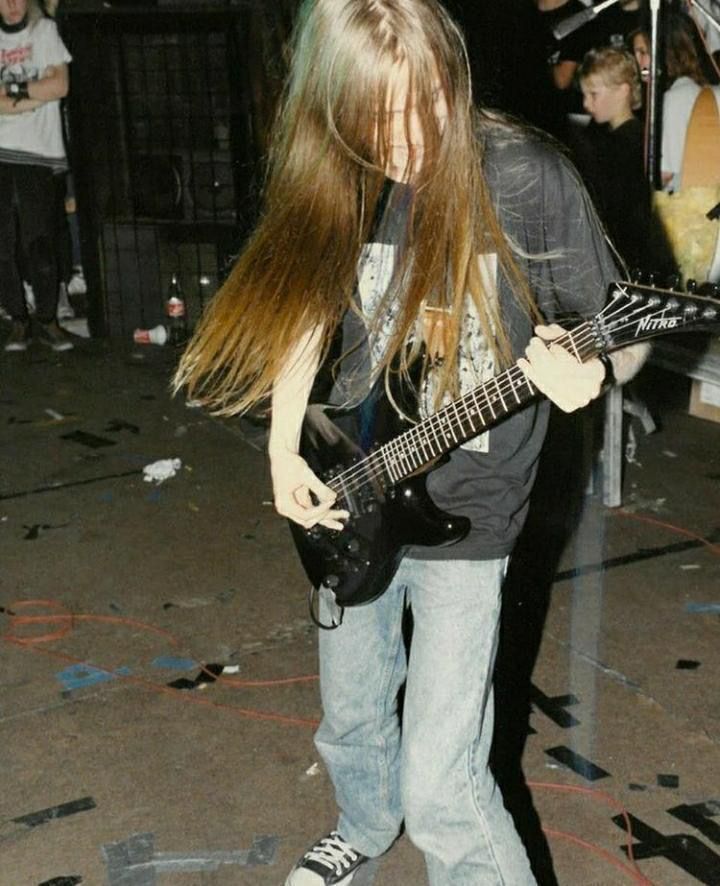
[611,509,720,558]
[528,781,656,885]
[0,598,320,728]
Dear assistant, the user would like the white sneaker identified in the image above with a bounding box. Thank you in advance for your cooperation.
[67,267,87,296]
[24,281,36,314]
[57,282,75,320]
[285,832,368,885]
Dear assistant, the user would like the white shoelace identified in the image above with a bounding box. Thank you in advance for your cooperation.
[304,832,359,874]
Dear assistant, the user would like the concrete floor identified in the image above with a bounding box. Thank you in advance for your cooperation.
[1,332,719,886]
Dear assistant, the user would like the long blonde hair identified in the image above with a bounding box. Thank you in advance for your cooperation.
[175,0,538,415]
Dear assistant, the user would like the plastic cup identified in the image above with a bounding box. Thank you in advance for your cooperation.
[133,325,168,345]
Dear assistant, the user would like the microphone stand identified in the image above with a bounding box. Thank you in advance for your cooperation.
[647,0,662,190]
[553,0,628,41]
[689,0,720,39]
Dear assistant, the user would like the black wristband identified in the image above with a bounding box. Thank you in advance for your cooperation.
[598,353,616,388]
[7,81,30,104]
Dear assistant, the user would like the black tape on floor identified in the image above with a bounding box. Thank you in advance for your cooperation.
[0,470,142,502]
[12,797,96,829]
[38,878,83,886]
[23,523,68,541]
[658,774,680,788]
[555,529,720,582]
[167,664,225,691]
[530,684,580,728]
[60,430,116,449]
[668,802,720,845]
[612,813,720,884]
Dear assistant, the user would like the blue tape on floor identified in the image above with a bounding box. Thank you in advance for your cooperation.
[150,657,196,671]
[685,602,720,614]
[55,664,131,692]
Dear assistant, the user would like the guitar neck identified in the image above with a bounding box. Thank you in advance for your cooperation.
[343,320,601,491]
[327,281,720,498]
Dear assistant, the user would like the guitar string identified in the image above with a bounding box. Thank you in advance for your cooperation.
[330,300,715,504]
[328,309,650,501]
[326,294,646,496]
[328,305,657,500]
[328,305,623,497]
[327,298,715,501]
[340,287,710,489]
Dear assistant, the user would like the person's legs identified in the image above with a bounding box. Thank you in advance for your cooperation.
[15,164,60,325]
[314,572,409,858]
[402,558,536,886]
[0,164,28,323]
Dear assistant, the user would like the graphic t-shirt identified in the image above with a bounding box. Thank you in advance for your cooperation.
[327,123,620,560]
[0,17,71,170]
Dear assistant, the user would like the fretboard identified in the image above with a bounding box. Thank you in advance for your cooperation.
[329,320,602,499]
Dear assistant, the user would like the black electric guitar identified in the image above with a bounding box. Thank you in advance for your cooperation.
[289,282,720,607]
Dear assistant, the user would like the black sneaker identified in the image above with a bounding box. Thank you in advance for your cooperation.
[4,321,30,352]
[37,320,74,352]
[285,831,368,885]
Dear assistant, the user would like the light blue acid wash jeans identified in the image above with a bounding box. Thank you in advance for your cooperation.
[315,556,536,886]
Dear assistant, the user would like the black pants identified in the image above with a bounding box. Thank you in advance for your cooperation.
[0,162,59,324]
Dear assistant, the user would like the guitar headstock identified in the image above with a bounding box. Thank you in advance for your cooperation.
[595,281,720,352]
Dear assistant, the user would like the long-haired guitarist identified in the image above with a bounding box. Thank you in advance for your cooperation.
[175,1,648,883]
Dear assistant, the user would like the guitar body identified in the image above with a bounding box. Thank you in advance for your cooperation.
[289,373,471,607]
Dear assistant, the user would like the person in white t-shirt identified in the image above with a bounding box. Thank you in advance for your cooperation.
[0,0,73,351]
[661,9,720,192]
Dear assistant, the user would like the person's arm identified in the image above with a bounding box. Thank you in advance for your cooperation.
[518,324,649,412]
[0,63,68,115]
[269,327,349,530]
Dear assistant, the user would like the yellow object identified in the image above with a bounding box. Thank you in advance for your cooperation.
[654,185,720,283]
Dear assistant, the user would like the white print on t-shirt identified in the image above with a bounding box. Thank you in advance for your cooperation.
[0,43,32,68]
[357,244,497,454]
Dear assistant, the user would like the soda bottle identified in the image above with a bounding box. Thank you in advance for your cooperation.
[165,274,188,346]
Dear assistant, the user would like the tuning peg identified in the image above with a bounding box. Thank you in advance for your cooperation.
[629,267,644,283]
[665,272,682,291]
[686,278,698,293]
[698,281,716,295]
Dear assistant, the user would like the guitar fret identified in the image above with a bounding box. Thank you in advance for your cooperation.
[460,396,476,434]
[384,441,400,483]
[567,335,581,361]
[380,447,395,484]
[450,399,465,438]
[494,376,507,412]
[508,370,522,404]
[469,389,483,425]
[484,386,497,421]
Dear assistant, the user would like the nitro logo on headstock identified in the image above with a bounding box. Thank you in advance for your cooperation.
[636,314,681,333]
